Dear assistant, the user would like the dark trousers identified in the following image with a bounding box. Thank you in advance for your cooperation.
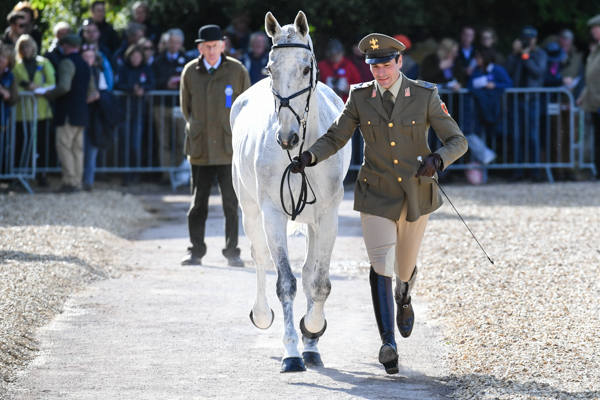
[188,164,240,259]
[593,112,600,171]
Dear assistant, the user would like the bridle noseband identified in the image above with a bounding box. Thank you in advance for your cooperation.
[271,41,318,221]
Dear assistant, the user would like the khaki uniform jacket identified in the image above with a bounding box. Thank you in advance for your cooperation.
[180,55,251,166]
[308,74,468,222]
[581,43,600,113]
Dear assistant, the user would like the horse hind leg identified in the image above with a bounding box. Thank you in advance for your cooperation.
[243,203,274,330]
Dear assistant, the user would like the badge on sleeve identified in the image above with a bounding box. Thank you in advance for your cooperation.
[225,85,233,108]
[440,101,449,115]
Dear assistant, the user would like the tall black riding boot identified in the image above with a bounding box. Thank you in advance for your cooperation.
[395,266,418,338]
[369,266,399,374]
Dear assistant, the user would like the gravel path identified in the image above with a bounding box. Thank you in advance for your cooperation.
[2,182,600,399]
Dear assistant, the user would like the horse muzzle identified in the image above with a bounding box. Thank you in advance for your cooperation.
[277,132,300,150]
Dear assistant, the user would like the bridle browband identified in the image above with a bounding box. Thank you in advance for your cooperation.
[271,41,318,221]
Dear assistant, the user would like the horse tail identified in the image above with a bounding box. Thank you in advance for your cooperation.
[287,220,307,236]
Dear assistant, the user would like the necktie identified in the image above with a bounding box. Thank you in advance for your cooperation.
[209,67,215,75]
[383,90,394,118]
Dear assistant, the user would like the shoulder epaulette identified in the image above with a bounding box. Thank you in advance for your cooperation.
[412,80,437,90]
[351,80,375,90]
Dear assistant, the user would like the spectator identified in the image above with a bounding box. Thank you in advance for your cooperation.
[81,19,113,90]
[349,35,373,82]
[505,26,548,181]
[90,1,120,54]
[556,29,584,94]
[44,34,98,193]
[457,26,476,77]
[577,14,600,173]
[479,27,505,66]
[2,11,28,46]
[421,38,466,90]
[137,37,155,65]
[318,39,361,103]
[179,24,250,267]
[0,44,19,135]
[13,34,55,185]
[241,31,270,85]
[115,44,155,186]
[113,22,145,68]
[44,21,71,74]
[131,1,162,46]
[12,2,42,52]
[543,42,567,87]
[394,34,418,80]
[152,28,187,176]
[156,32,169,55]
[224,12,251,57]
[466,47,513,184]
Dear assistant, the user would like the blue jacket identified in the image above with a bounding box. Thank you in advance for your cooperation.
[468,64,513,129]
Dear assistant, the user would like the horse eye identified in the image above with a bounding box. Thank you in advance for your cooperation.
[303,67,310,76]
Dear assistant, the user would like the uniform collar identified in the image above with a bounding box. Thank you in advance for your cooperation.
[376,73,403,102]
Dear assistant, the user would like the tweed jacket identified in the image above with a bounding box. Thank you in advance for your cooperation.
[580,43,600,113]
[180,54,250,166]
[307,74,468,222]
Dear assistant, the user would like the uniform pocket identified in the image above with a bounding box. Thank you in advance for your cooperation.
[360,120,379,142]
[418,176,434,208]
[356,169,380,208]
[184,121,203,158]
[402,114,426,142]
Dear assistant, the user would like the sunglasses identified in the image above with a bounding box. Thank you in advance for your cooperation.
[143,46,154,51]
[18,24,27,28]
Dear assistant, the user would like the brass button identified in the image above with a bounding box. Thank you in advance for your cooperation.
[412,121,415,124]
[397,177,402,182]
[391,142,396,146]
[367,121,371,125]
[388,123,393,127]
[364,178,367,182]
[394,159,398,164]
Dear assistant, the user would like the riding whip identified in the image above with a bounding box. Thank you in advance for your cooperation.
[418,156,494,264]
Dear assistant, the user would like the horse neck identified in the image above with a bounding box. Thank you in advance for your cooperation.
[304,86,321,145]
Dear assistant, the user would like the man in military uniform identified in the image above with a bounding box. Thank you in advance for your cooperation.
[180,25,251,267]
[292,34,468,374]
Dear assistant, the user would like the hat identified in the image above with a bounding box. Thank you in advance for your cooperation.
[393,34,411,50]
[545,42,566,62]
[521,25,538,38]
[358,33,406,65]
[588,14,600,27]
[196,25,225,43]
[59,33,82,47]
[558,29,574,40]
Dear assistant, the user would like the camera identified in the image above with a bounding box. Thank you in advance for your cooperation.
[519,38,531,49]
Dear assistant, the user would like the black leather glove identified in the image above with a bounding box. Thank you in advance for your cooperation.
[291,151,312,174]
[415,153,442,178]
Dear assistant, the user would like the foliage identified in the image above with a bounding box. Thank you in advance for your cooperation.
[0,0,598,57]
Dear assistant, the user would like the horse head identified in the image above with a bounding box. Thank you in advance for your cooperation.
[265,11,316,151]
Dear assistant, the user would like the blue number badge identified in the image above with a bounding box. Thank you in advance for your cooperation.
[225,85,233,108]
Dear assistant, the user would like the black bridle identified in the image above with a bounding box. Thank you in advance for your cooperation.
[270,42,318,220]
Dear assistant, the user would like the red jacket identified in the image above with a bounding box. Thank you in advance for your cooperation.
[318,57,362,103]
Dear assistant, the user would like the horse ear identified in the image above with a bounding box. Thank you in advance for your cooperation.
[265,12,281,39]
[294,11,309,37]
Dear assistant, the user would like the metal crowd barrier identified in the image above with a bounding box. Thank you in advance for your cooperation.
[0,92,37,194]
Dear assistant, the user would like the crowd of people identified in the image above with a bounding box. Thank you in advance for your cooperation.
[0,1,599,190]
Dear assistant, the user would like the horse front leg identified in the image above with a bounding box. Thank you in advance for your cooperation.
[242,203,274,330]
[262,205,305,373]
[300,207,338,342]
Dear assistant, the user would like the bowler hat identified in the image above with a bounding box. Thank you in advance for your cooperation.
[195,25,226,43]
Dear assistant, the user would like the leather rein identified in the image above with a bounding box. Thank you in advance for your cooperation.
[271,42,318,221]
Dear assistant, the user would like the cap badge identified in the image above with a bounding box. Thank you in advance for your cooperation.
[370,38,379,50]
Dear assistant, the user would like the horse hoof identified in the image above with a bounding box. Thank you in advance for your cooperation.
[302,351,324,368]
[280,357,306,373]
[299,316,327,339]
[249,309,274,330]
